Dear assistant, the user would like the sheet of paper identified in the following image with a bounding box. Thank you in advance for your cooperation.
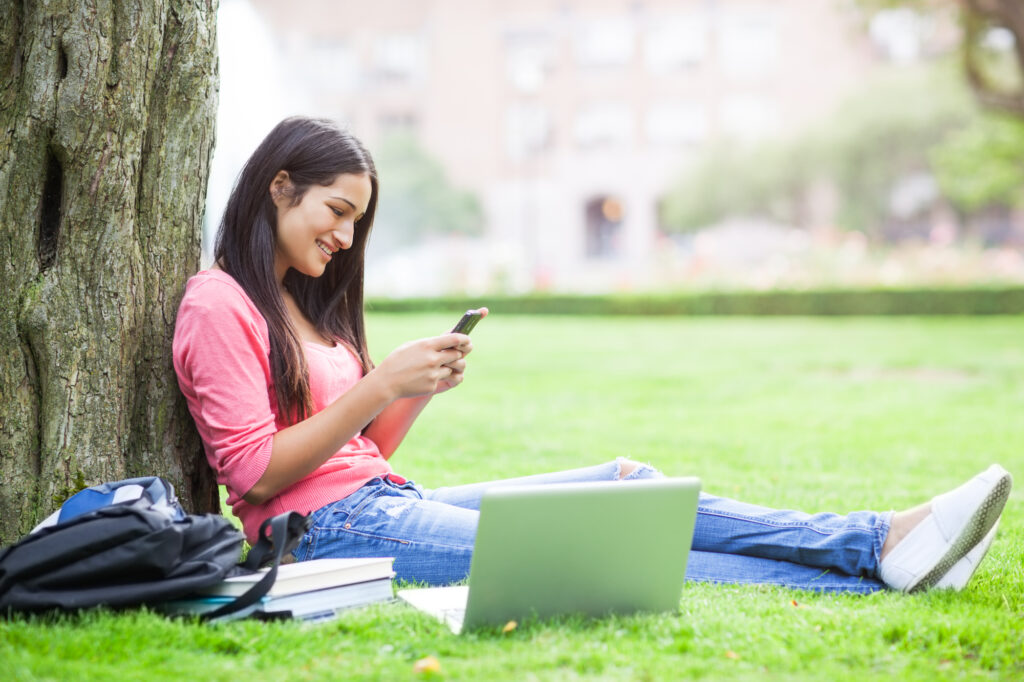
[397,585,469,634]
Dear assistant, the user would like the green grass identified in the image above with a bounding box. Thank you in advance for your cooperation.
[4,314,1024,681]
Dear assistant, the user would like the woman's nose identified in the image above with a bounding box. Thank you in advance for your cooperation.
[334,224,353,250]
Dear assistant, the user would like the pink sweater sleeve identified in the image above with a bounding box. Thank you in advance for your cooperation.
[172,276,277,500]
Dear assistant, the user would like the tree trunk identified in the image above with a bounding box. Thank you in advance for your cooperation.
[0,0,219,544]
[964,0,1024,117]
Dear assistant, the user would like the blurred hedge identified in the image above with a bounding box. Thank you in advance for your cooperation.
[367,287,1024,316]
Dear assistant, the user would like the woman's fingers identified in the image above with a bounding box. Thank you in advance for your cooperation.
[437,347,465,366]
[435,360,465,394]
[429,332,474,355]
[430,333,465,350]
[443,357,467,373]
[376,333,478,399]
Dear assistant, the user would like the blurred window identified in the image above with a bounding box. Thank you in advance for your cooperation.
[506,103,551,160]
[868,9,924,63]
[574,102,632,148]
[304,39,359,91]
[721,95,778,139]
[889,172,939,219]
[644,15,707,73]
[378,112,419,135]
[645,101,707,146]
[574,18,634,67]
[584,196,624,259]
[372,33,426,83]
[720,12,778,77]
[505,31,555,93]
[983,27,1016,52]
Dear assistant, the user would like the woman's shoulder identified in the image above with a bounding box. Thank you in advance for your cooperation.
[173,270,274,383]
[181,269,259,316]
[176,268,270,346]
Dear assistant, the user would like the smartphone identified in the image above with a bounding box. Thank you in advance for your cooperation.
[451,309,485,335]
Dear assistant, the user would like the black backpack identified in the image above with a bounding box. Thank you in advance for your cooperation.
[0,477,310,620]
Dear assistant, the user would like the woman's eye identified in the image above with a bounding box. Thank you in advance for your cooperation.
[330,207,344,217]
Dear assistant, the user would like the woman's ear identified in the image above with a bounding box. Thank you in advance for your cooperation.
[269,170,292,206]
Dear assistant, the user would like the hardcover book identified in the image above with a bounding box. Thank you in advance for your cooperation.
[197,557,395,598]
[160,576,395,623]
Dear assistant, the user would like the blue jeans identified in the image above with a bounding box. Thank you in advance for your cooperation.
[293,460,890,594]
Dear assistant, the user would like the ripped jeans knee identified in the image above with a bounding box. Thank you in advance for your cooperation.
[614,457,664,480]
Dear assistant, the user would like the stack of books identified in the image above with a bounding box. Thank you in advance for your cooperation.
[158,557,395,623]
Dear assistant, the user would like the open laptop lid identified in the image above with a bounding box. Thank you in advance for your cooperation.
[461,476,700,631]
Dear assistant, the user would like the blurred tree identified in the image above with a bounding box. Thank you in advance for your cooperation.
[663,5,1024,239]
[659,139,816,233]
[858,1,1024,215]
[661,67,972,235]
[931,112,1024,211]
[823,68,972,234]
[962,0,1024,116]
[0,0,219,543]
[861,0,1024,117]
[370,132,484,254]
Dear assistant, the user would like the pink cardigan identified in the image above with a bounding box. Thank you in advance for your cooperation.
[172,270,395,543]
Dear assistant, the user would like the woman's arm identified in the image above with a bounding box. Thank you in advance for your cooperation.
[363,395,432,458]
[243,333,470,504]
[366,310,484,456]
[364,337,471,457]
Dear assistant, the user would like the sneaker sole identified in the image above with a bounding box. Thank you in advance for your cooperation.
[934,519,1000,590]
[909,473,1011,593]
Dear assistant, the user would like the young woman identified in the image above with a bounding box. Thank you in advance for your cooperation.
[173,117,1011,594]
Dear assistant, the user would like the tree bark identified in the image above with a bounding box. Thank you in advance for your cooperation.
[0,0,219,544]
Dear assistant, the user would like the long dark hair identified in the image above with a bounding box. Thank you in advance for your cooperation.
[215,116,379,423]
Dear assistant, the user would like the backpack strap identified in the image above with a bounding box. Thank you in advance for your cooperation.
[201,511,311,621]
[241,511,311,570]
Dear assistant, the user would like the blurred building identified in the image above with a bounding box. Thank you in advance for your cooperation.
[244,0,901,295]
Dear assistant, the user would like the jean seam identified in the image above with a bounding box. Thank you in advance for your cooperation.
[697,508,878,535]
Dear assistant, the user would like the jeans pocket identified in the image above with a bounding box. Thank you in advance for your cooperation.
[294,482,382,558]
[321,479,407,530]
[340,490,388,528]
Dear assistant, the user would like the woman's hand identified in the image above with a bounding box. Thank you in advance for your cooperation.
[436,306,484,394]
[435,345,470,394]
[372,333,472,399]
[361,310,485,458]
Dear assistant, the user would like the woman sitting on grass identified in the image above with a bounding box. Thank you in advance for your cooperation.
[173,116,1011,595]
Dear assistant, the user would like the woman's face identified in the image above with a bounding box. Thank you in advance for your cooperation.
[271,171,373,282]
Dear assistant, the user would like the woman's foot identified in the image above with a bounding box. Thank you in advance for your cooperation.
[878,464,1011,592]
[880,502,931,561]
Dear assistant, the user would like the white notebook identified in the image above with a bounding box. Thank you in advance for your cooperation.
[398,585,470,633]
[199,557,395,598]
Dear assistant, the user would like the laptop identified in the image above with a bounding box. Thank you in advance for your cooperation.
[398,476,700,633]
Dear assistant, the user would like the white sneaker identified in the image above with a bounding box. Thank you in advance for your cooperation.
[933,520,1000,590]
[879,464,1012,593]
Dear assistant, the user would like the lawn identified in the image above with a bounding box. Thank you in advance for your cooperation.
[3,314,1023,681]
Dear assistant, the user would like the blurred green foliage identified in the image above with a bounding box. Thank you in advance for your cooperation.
[931,112,1024,212]
[661,65,987,236]
[370,131,483,251]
